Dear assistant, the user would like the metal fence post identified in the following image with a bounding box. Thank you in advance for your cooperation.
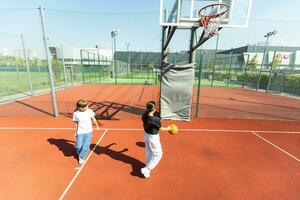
[227,52,233,87]
[21,34,33,96]
[242,54,250,88]
[39,5,58,117]
[195,53,203,118]
[266,51,277,92]
[60,45,68,87]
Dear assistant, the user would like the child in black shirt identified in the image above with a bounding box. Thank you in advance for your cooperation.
[141,101,170,178]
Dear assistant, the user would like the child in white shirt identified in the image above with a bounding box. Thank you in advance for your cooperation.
[73,100,99,164]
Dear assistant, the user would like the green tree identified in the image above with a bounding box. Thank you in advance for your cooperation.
[269,53,281,69]
[52,59,63,80]
[205,60,213,72]
[148,62,155,71]
[248,54,258,70]
[29,58,39,66]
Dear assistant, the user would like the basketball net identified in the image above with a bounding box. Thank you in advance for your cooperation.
[199,4,230,38]
[203,17,222,38]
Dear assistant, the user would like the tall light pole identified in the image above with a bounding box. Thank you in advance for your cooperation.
[125,42,130,77]
[256,30,277,91]
[111,30,118,84]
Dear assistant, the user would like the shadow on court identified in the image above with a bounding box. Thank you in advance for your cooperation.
[16,100,53,116]
[47,139,145,178]
[60,101,145,120]
[136,141,145,148]
[91,143,145,178]
[47,138,78,160]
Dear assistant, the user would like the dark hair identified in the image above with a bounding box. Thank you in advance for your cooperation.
[75,100,88,112]
[142,101,156,129]
[76,100,88,108]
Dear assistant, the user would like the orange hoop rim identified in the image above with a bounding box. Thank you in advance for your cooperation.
[198,3,230,28]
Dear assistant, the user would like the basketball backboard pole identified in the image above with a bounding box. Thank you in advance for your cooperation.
[162,26,177,59]
[159,26,166,116]
[188,27,197,63]
[161,27,168,63]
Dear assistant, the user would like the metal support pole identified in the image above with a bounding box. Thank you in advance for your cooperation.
[256,30,277,91]
[266,51,277,92]
[111,37,114,80]
[15,62,21,87]
[256,37,269,91]
[113,32,117,84]
[80,49,85,84]
[188,27,197,63]
[227,52,233,87]
[195,53,203,117]
[87,51,91,81]
[60,45,67,87]
[97,54,101,83]
[211,34,219,87]
[128,50,131,75]
[159,26,167,116]
[161,26,167,63]
[39,5,58,117]
[242,54,250,88]
[21,34,33,96]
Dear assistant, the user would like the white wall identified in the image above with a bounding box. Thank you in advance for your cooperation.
[268,51,293,65]
[243,52,264,63]
[55,47,113,65]
[295,51,300,65]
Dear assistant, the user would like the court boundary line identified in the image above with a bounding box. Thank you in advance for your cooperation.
[1,127,300,134]
[58,129,108,200]
[251,131,300,163]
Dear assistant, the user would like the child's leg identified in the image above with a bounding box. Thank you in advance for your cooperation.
[75,134,85,157]
[78,133,92,160]
[144,132,151,164]
[146,134,163,170]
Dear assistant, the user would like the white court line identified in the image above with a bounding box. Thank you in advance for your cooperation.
[58,129,108,200]
[251,131,300,163]
[0,127,300,134]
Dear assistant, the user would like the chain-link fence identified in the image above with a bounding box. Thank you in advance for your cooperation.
[193,53,300,96]
[0,32,83,103]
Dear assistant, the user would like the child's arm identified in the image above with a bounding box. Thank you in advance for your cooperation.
[74,121,78,137]
[159,126,171,131]
[92,116,100,130]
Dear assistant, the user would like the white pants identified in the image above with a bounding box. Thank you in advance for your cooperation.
[144,132,163,170]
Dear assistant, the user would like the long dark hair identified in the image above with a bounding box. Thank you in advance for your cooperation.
[142,101,156,129]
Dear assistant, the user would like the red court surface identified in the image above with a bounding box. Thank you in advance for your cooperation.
[1,84,300,121]
[0,84,300,200]
[0,128,300,200]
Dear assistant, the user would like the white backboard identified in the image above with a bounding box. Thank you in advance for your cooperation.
[160,0,252,28]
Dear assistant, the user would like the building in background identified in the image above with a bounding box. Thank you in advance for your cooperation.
[13,49,38,60]
[50,46,112,66]
[219,45,300,69]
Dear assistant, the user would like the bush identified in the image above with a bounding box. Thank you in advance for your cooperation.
[284,74,300,88]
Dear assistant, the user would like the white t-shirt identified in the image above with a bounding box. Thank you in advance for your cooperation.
[73,108,96,134]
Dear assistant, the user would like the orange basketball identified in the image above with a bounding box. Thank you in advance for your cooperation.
[169,124,179,135]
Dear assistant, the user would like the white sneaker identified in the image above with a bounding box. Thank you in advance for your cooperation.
[79,158,85,165]
[141,167,151,178]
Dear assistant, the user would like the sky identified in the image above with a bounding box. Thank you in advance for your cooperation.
[0,0,299,53]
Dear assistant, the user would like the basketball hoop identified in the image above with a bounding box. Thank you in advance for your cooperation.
[198,4,230,38]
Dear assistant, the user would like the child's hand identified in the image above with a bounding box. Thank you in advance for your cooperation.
[96,126,100,131]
